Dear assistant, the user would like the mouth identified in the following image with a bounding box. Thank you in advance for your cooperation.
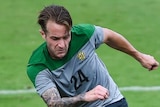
[57,49,66,54]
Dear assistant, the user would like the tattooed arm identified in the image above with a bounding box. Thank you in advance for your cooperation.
[41,85,109,107]
[41,87,85,107]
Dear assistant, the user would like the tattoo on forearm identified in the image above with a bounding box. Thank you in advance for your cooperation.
[41,87,85,107]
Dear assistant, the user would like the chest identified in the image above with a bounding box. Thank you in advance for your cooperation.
[51,46,98,95]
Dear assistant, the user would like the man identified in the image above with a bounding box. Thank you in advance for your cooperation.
[27,4,159,107]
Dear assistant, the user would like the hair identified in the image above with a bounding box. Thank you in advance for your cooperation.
[38,5,72,33]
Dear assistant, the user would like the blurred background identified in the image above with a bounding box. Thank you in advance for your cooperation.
[0,0,159,107]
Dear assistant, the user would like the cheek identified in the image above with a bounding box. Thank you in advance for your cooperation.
[47,40,57,49]
[65,41,70,49]
[66,38,71,46]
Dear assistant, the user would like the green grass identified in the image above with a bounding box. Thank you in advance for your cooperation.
[0,0,159,106]
[0,94,46,107]
[122,91,160,107]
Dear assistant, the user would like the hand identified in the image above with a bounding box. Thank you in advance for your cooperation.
[139,53,159,71]
[84,85,109,102]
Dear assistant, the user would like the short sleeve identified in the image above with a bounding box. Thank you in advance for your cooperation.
[35,69,56,95]
[90,26,104,49]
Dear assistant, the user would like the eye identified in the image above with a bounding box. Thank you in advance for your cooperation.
[63,34,70,40]
[64,35,69,40]
[51,37,59,40]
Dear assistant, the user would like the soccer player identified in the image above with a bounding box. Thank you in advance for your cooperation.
[27,4,159,107]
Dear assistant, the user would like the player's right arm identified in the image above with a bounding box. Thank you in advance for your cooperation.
[41,85,109,107]
[41,87,84,107]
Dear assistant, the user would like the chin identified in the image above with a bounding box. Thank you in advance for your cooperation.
[57,54,66,59]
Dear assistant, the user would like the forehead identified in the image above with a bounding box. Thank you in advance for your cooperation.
[46,20,69,36]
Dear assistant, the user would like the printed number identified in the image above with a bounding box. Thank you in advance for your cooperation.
[71,70,89,90]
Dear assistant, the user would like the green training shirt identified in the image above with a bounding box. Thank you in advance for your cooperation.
[27,24,123,107]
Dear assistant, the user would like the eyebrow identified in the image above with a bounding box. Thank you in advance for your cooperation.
[50,32,71,39]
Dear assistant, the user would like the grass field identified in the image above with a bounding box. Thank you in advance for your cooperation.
[0,0,159,107]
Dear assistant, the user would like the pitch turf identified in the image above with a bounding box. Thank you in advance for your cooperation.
[0,0,159,107]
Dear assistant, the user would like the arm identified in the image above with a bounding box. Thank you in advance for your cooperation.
[102,28,159,71]
[41,87,84,107]
[41,85,109,107]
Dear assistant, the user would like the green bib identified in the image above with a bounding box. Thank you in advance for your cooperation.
[27,24,95,85]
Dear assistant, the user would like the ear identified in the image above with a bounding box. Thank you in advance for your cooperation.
[39,29,46,40]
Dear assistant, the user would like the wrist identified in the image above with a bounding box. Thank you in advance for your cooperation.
[76,93,86,102]
[131,51,143,62]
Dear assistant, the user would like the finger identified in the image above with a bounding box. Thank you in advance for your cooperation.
[94,90,108,99]
[97,93,109,100]
[102,89,109,96]
[106,89,109,96]
[101,89,109,99]
[104,94,109,99]
[149,61,159,71]
[149,65,158,71]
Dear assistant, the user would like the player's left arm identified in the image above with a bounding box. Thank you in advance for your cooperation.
[102,28,159,71]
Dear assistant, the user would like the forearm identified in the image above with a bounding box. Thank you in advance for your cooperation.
[103,28,141,60]
[103,28,159,70]
[41,87,85,107]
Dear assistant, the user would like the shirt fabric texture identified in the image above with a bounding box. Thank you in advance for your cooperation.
[27,24,123,107]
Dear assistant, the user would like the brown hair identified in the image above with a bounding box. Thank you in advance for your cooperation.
[38,5,72,33]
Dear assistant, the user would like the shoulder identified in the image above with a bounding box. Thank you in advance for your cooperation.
[27,64,46,86]
[71,24,95,38]
[28,42,47,65]
[27,42,48,85]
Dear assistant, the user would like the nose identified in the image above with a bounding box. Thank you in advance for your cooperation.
[58,39,65,48]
